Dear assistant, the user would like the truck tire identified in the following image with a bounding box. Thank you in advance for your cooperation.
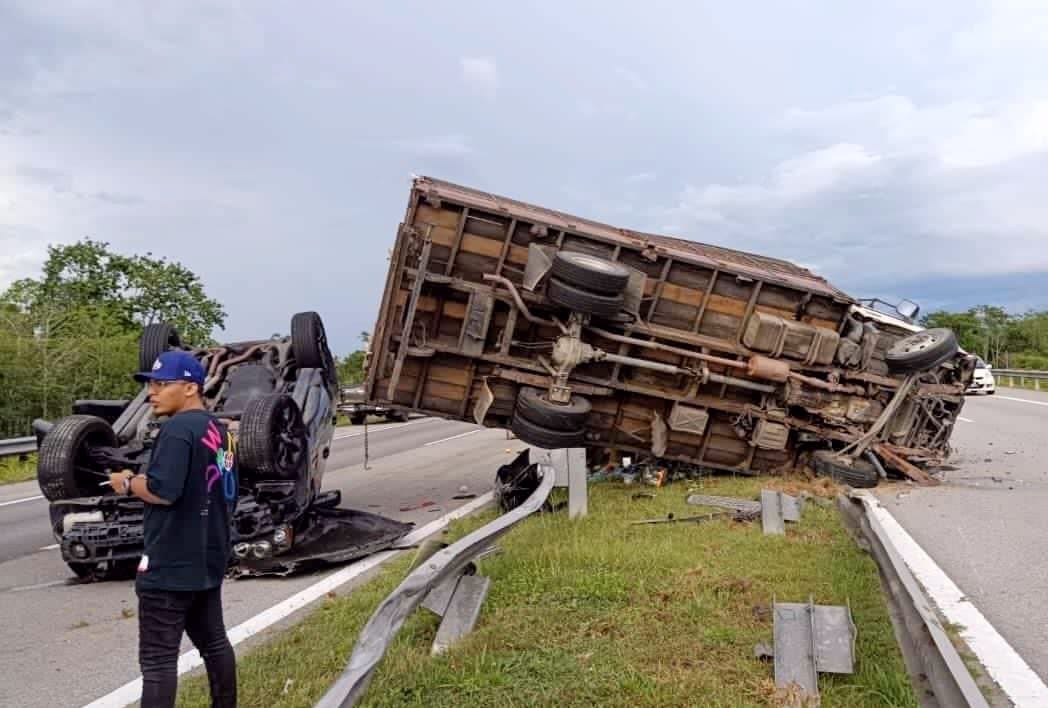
[547,278,624,319]
[139,323,182,372]
[515,387,591,430]
[510,414,586,449]
[811,450,878,489]
[550,251,631,296]
[885,328,959,374]
[239,394,306,480]
[292,311,336,377]
[38,415,117,501]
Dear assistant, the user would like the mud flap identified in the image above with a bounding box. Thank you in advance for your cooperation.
[236,508,414,578]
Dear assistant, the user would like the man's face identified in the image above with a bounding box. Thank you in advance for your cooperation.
[147,380,197,416]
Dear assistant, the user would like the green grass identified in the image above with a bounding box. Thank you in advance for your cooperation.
[177,477,916,708]
[0,454,36,485]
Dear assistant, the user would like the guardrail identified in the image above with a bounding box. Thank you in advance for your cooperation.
[992,369,1048,390]
[0,436,37,459]
[315,462,555,708]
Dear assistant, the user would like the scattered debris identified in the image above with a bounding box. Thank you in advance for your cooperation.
[1005,450,1017,455]
[631,511,736,526]
[398,500,437,512]
[631,492,656,500]
[762,490,805,535]
[875,443,939,486]
[754,642,775,661]
[452,493,478,500]
[121,608,135,619]
[686,494,762,516]
[772,598,856,700]
[282,679,294,695]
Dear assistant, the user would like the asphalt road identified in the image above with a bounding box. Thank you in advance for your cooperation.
[0,417,522,708]
[877,388,1048,682]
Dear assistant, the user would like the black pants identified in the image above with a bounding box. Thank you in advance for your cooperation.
[137,585,237,708]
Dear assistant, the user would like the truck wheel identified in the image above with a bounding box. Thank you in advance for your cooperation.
[240,394,306,480]
[550,251,631,296]
[515,387,591,430]
[547,278,624,319]
[139,323,182,372]
[38,415,117,501]
[510,414,586,449]
[885,328,959,374]
[292,311,336,377]
[811,450,878,488]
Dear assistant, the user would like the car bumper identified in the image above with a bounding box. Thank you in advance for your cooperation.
[966,381,996,393]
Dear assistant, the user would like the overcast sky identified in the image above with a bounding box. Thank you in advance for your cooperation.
[2,1,1047,354]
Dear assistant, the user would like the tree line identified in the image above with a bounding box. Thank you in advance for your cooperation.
[922,306,1048,370]
[0,239,367,438]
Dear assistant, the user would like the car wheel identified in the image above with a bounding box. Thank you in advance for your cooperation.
[884,328,959,374]
[509,414,586,449]
[138,323,182,373]
[350,413,366,425]
[550,251,631,296]
[811,450,878,488]
[37,415,118,501]
[240,394,306,480]
[547,278,624,319]
[515,387,591,430]
[291,311,336,377]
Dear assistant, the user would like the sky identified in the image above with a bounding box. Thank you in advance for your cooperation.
[2,1,1047,355]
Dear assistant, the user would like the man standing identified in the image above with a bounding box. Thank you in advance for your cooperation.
[109,350,238,708]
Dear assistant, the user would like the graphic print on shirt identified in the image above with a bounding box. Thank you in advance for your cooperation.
[200,420,237,502]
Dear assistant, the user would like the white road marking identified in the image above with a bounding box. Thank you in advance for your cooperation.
[857,492,1048,706]
[333,417,435,440]
[8,579,67,592]
[81,491,494,708]
[423,429,482,447]
[39,543,59,551]
[0,495,44,508]
[957,416,975,423]
[992,395,1048,408]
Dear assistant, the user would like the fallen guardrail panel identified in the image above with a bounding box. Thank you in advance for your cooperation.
[314,462,556,708]
[773,598,856,699]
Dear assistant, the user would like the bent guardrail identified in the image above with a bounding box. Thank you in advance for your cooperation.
[314,462,555,708]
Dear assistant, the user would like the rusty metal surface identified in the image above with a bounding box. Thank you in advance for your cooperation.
[412,176,854,301]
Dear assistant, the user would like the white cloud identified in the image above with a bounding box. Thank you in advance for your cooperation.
[460,56,498,97]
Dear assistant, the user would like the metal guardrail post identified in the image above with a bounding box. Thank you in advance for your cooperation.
[315,463,556,708]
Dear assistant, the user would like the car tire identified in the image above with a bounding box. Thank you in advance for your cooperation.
[811,450,878,489]
[547,278,624,319]
[139,323,182,373]
[291,311,336,376]
[37,415,118,501]
[350,413,366,425]
[239,394,307,480]
[510,414,586,449]
[885,328,959,374]
[515,387,591,430]
[550,251,631,296]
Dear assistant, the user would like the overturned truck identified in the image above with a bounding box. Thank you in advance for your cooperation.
[366,177,973,487]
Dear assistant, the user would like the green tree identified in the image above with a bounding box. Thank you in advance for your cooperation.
[336,331,372,386]
[0,239,223,435]
[4,239,226,344]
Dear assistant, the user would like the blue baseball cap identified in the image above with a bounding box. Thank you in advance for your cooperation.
[134,351,206,386]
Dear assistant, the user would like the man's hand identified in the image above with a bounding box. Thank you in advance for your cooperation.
[108,470,134,496]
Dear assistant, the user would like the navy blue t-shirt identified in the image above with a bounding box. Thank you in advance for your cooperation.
[136,409,237,592]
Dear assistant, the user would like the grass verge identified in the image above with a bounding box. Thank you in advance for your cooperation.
[177,476,916,708]
[0,454,36,485]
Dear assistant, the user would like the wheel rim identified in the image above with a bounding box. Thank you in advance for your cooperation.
[896,330,945,355]
[273,402,305,472]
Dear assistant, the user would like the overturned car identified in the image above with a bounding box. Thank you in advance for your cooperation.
[365,177,974,488]
[35,312,412,580]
